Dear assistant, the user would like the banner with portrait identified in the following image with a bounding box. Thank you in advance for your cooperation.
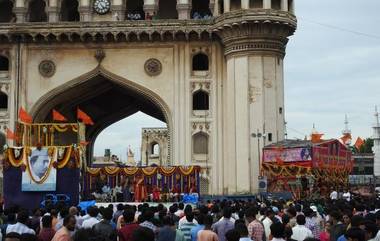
[22,147,57,192]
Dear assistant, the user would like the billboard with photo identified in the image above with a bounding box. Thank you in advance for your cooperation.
[263,147,312,163]
[22,147,57,192]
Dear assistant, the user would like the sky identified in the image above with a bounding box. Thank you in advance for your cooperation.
[95,0,380,161]
[285,0,380,140]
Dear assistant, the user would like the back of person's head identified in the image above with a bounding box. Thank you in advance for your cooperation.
[223,207,232,219]
[186,212,194,222]
[88,206,99,218]
[17,210,29,224]
[69,206,78,216]
[117,203,124,211]
[41,215,52,228]
[225,229,240,241]
[7,213,16,223]
[204,215,213,227]
[296,214,306,225]
[162,216,174,226]
[284,226,293,239]
[330,210,342,221]
[5,232,21,241]
[169,205,177,214]
[196,213,205,225]
[101,208,113,221]
[132,227,155,241]
[351,215,364,227]
[364,221,379,240]
[63,215,75,227]
[345,227,366,241]
[123,208,136,223]
[73,228,101,241]
[59,207,69,218]
[245,207,257,219]
[270,222,284,238]
[287,207,297,217]
[235,223,249,238]
[303,207,313,217]
[234,219,245,227]
[178,203,184,210]
[199,205,209,215]
[184,205,192,215]
[142,208,154,222]
[20,233,37,241]
[50,209,58,218]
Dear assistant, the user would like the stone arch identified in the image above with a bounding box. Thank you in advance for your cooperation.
[60,0,80,21]
[27,0,48,22]
[0,0,15,23]
[158,0,178,19]
[192,90,209,111]
[30,66,173,164]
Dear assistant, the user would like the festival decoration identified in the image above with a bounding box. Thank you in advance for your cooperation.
[77,108,94,125]
[354,137,365,149]
[6,128,18,140]
[52,109,68,122]
[19,107,33,123]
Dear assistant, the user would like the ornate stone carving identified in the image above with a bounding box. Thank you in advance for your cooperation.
[94,49,105,64]
[38,60,56,78]
[191,122,211,135]
[264,79,273,88]
[249,85,261,103]
[144,58,162,76]
[191,81,211,92]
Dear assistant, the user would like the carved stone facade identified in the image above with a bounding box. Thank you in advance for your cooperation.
[0,1,297,195]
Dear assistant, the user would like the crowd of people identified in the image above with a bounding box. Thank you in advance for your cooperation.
[0,191,379,241]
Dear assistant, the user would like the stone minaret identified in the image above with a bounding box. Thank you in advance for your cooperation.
[373,107,380,177]
[214,0,297,193]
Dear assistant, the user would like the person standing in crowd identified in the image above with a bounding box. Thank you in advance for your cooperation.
[270,222,286,241]
[197,215,218,241]
[52,215,76,241]
[330,189,338,201]
[364,221,378,241]
[190,214,205,241]
[319,221,331,241]
[139,209,158,234]
[235,223,252,241]
[212,207,235,241]
[262,209,275,240]
[93,208,117,241]
[286,207,297,228]
[304,208,318,238]
[179,212,197,241]
[6,210,35,235]
[38,215,55,241]
[329,211,347,241]
[132,227,155,241]
[118,209,139,241]
[225,229,240,241]
[291,215,313,241]
[179,205,198,228]
[246,207,264,241]
[157,216,176,241]
[113,204,124,224]
[81,206,99,229]
[344,227,365,241]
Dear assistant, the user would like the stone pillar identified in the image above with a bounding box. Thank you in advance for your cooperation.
[281,0,288,11]
[14,7,27,23]
[213,0,219,16]
[209,0,215,16]
[48,7,59,22]
[263,0,271,9]
[79,0,92,21]
[144,0,158,17]
[224,0,230,12]
[242,0,249,9]
[177,0,191,20]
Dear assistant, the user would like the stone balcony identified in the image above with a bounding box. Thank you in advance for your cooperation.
[0,9,296,43]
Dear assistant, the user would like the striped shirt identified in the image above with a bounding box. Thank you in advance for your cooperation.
[179,222,198,241]
[248,220,264,241]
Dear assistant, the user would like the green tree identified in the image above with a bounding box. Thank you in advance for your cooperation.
[352,138,373,153]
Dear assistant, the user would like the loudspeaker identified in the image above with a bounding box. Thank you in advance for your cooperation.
[258,176,267,193]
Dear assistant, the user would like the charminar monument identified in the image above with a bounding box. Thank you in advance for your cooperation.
[0,0,297,195]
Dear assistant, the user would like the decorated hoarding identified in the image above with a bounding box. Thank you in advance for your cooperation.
[263,147,312,163]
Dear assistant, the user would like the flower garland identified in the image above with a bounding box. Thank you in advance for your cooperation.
[56,146,73,169]
[6,147,25,167]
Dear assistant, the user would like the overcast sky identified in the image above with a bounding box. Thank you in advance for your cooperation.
[95,0,380,161]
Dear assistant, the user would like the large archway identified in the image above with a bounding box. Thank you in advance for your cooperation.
[31,67,172,165]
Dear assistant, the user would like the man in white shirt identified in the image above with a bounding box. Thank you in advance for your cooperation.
[330,190,338,200]
[6,211,35,235]
[291,215,313,241]
[81,206,100,228]
[262,209,275,240]
[342,190,351,202]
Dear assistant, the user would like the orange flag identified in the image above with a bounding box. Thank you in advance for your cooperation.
[311,133,324,143]
[6,128,17,140]
[80,141,90,146]
[354,137,365,150]
[77,108,94,125]
[19,107,32,123]
[52,109,67,122]
[340,133,352,144]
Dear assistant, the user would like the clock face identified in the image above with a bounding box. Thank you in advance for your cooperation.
[93,0,110,14]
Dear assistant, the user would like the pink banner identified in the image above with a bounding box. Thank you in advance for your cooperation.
[263,148,312,163]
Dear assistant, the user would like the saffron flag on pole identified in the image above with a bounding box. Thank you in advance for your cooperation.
[354,137,365,150]
[80,141,90,146]
[19,107,33,123]
[52,109,67,122]
[340,133,352,144]
[77,108,94,125]
[6,128,17,140]
[311,133,324,143]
